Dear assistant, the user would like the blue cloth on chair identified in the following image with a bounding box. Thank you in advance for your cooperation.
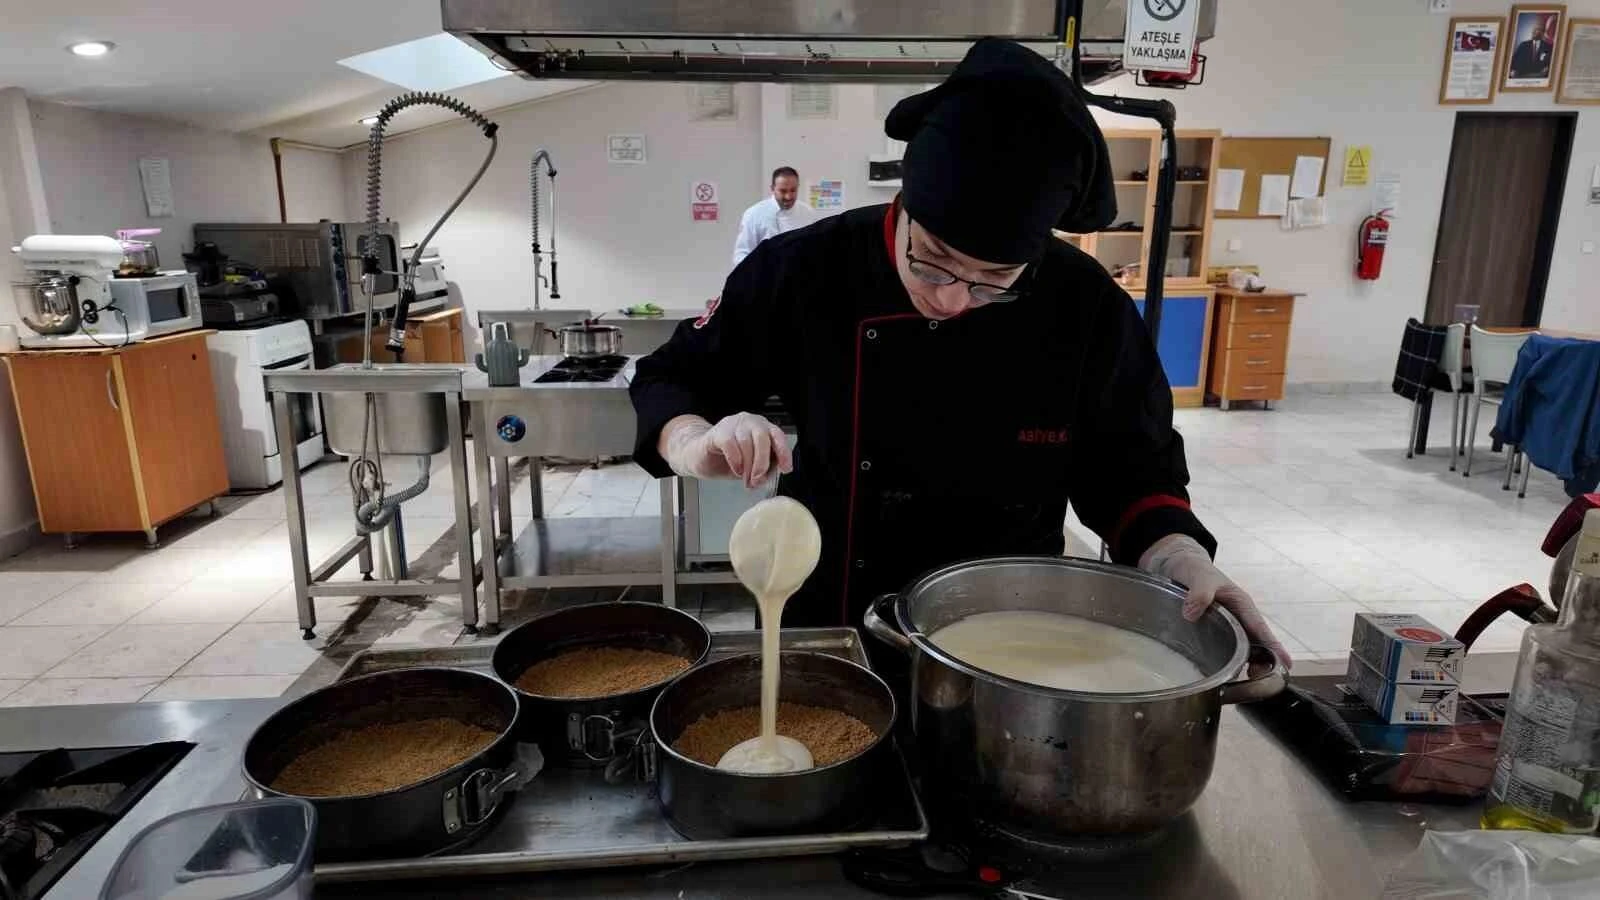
[1492,335,1600,496]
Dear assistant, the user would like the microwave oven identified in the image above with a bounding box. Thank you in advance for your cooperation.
[112,272,203,338]
[190,221,401,321]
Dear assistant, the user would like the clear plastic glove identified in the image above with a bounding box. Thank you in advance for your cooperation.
[660,412,793,489]
[1140,534,1293,669]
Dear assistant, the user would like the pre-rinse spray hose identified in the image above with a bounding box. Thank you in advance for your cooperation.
[351,92,497,535]
[531,148,558,307]
[362,91,499,359]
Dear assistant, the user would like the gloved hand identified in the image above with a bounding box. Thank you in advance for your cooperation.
[1140,534,1292,669]
[660,412,793,489]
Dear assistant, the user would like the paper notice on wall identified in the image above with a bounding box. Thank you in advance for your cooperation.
[689,84,736,121]
[1290,156,1325,199]
[1214,168,1244,211]
[787,85,836,119]
[607,134,647,164]
[1257,174,1291,217]
[808,179,845,210]
[1374,173,1402,217]
[138,157,175,218]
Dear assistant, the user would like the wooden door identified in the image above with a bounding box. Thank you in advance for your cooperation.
[119,334,229,525]
[3,352,141,532]
[1425,113,1575,326]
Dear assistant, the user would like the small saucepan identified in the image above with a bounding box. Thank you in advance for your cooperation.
[545,320,622,357]
[242,668,521,862]
[491,601,710,768]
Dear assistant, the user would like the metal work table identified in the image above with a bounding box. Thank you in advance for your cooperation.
[464,358,677,631]
[14,684,1484,900]
[268,364,481,636]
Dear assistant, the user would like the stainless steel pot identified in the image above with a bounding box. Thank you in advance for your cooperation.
[242,667,522,862]
[863,556,1285,838]
[649,651,896,840]
[491,601,710,768]
[550,321,622,357]
[11,276,81,336]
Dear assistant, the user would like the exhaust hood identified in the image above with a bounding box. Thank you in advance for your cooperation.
[442,0,1216,84]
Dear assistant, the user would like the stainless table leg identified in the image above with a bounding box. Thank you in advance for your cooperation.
[274,391,317,640]
[388,510,409,581]
[473,402,502,631]
[494,457,513,539]
[528,456,544,520]
[660,478,676,609]
[445,393,480,633]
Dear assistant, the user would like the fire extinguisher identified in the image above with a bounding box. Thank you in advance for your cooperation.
[1356,210,1391,281]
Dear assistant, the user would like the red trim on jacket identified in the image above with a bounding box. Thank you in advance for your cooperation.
[1111,494,1192,557]
[841,311,922,623]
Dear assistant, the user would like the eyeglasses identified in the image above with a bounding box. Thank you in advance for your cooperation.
[904,219,1024,304]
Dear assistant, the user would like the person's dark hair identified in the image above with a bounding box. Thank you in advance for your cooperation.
[771,166,799,185]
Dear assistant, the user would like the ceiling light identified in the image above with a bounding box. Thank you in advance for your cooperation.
[68,41,115,58]
[359,115,380,126]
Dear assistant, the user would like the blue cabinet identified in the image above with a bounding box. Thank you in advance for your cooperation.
[1132,292,1212,403]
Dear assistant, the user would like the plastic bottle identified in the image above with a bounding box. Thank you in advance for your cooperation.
[1483,508,1600,832]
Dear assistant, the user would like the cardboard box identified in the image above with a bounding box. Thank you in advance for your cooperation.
[1344,656,1458,725]
[1350,613,1464,684]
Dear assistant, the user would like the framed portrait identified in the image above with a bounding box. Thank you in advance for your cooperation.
[1557,18,1600,103]
[1440,17,1504,104]
[1502,5,1566,92]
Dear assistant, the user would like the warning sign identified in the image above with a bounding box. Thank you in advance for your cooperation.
[1124,0,1201,74]
[1343,145,1373,186]
[691,180,719,222]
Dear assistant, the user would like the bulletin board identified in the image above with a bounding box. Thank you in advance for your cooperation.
[1215,136,1332,219]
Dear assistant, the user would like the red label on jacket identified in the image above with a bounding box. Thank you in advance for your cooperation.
[693,297,721,329]
[1017,427,1071,445]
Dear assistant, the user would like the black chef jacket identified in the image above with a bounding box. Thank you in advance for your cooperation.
[631,202,1215,627]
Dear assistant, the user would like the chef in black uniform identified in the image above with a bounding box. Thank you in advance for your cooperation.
[631,39,1289,666]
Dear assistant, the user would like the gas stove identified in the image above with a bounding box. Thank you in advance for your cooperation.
[0,743,191,899]
[533,354,628,384]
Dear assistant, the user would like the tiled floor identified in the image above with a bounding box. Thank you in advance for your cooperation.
[0,393,1568,706]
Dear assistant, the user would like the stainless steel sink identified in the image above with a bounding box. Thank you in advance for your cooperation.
[322,390,449,456]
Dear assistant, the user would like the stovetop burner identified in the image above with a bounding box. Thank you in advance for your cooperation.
[534,355,628,384]
[0,743,192,900]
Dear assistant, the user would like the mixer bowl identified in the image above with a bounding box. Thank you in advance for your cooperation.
[12,277,81,336]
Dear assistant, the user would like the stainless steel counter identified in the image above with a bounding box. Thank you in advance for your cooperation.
[10,686,1483,900]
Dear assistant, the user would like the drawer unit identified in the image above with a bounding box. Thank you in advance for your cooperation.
[1206,289,1300,410]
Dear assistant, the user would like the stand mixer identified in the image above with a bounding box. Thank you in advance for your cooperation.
[9,235,140,348]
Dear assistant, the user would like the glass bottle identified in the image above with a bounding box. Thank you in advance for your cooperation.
[1482,509,1600,833]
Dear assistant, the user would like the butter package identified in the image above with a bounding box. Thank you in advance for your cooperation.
[1344,656,1459,725]
[1349,613,1464,684]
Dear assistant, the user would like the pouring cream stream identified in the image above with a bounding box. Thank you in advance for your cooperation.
[717,497,822,773]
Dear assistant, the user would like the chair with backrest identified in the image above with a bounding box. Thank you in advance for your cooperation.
[1437,323,1472,470]
[1463,326,1535,477]
[1392,318,1449,459]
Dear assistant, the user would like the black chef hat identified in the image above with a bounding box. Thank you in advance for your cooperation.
[886,38,1117,264]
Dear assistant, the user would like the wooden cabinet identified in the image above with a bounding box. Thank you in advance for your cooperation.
[1206,288,1301,410]
[3,331,228,544]
[334,307,466,365]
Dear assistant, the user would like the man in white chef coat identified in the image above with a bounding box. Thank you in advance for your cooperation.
[731,167,818,266]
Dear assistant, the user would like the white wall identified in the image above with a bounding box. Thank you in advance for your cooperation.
[279,146,346,222]
[740,4,1600,384]
[341,83,762,341]
[28,102,347,266]
[0,155,39,556]
[1090,0,1600,383]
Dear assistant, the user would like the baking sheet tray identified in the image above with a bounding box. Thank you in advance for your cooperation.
[317,627,928,882]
